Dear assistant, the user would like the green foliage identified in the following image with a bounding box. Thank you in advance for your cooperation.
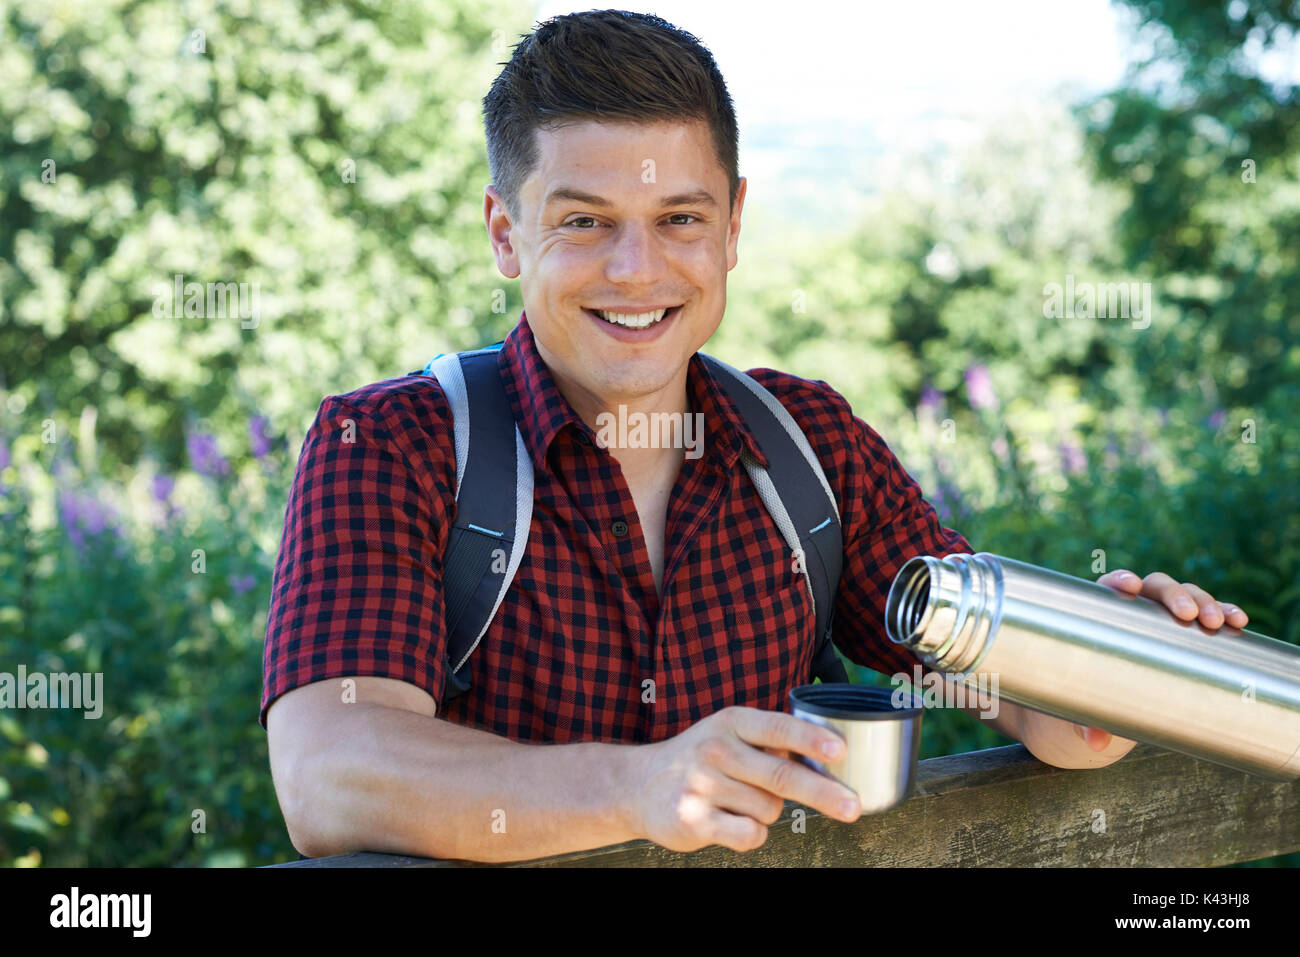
[0,0,527,477]
[1,440,296,866]
[0,0,533,867]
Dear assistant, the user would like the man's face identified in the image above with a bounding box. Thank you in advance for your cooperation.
[485,118,746,414]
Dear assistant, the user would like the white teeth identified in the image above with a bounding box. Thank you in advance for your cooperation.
[594,308,670,329]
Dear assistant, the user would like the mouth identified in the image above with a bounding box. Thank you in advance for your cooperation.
[583,304,683,337]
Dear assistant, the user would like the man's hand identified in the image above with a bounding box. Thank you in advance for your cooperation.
[622,706,862,853]
[1043,570,1249,756]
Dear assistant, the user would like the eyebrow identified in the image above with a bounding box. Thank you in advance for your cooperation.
[542,186,719,210]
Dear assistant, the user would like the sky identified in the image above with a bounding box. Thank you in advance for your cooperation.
[531,1,1134,131]
[530,0,1135,224]
[526,2,1300,229]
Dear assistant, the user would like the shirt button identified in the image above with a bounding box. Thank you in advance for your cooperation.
[611,520,629,537]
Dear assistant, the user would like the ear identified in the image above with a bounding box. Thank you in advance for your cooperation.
[726,176,747,272]
[485,185,521,279]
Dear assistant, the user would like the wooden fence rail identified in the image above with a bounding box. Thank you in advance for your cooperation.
[264,742,1300,867]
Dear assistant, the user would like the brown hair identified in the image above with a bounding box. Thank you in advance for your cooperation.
[482,9,739,223]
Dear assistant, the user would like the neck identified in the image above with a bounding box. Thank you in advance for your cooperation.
[557,375,697,484]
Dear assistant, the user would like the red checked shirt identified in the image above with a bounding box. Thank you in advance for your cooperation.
[260,312,974,741]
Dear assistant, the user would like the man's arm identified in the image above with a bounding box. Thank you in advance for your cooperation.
[957,695,1022,743]
[957,695,1134,768]
[268,676,867,863]
[268,676,639,862]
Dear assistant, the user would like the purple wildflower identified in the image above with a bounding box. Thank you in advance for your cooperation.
[964,365,999,412]
[919,385,944,414]
[1208,408,1226,430]
[249,415,273,459]
[58,489,81,530]
[187,429,230,478]
[931,474,964,520]
[152,473,175,503]
[57,488,121,550]
[1059,442,1087,476]
[82,498,106,535]
[230,573,257,595]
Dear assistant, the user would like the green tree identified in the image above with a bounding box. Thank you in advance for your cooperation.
[0,0,526,476]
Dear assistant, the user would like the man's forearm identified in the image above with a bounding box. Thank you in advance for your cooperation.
[959,695,1022,742]
[960,696,1132,769]
[287,703,641,863]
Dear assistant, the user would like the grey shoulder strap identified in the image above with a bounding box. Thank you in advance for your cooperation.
[425,346,532,703]
[698,353,849,685]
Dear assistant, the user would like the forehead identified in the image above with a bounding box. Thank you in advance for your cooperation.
[524,118,723,205]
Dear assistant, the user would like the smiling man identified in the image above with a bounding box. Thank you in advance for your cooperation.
[260,9,1249,864]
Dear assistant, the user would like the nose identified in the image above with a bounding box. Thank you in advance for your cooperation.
[603,219,668,286]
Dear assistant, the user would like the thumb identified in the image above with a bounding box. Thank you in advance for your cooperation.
[1074,723,1111,751]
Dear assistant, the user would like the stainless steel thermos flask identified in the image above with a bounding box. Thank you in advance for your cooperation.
[884,552,1300,780]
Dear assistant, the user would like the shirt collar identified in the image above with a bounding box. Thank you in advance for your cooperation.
[497,310,770,474]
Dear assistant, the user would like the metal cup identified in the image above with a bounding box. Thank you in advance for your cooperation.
[788,683,924,814]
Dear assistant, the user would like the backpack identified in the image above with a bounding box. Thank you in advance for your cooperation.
[423,342,850,705]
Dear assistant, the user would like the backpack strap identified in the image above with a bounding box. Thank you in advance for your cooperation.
[698,354,850,685]
[424,344,532,704]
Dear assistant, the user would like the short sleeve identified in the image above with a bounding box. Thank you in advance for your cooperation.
[259,386,455,729]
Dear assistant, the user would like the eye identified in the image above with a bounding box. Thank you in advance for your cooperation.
[561,214,701,229]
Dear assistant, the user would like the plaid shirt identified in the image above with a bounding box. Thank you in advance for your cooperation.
[260,312,973,741]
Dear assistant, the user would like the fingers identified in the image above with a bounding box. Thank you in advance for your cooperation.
[710,722,861,823]
[1144,571,1206,620]
[704,808,769,852]
[697,765,787,826]
[1104,570,1249,629]
[1217,601,1249,628]
[1177,581,1226,627]
[1096,569,1143,593]
[725,705,845,763]
[670,790,768,853]
[1073,722,1137,753]
[1073,723,1111,751]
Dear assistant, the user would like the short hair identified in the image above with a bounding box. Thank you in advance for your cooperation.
[482,9,739,223]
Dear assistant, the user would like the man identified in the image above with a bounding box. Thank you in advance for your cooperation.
[260,10,1249,863]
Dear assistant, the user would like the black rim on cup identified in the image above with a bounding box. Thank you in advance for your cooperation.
[788,683,923,720]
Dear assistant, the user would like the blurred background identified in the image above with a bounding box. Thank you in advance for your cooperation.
[1,0,1297,866]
